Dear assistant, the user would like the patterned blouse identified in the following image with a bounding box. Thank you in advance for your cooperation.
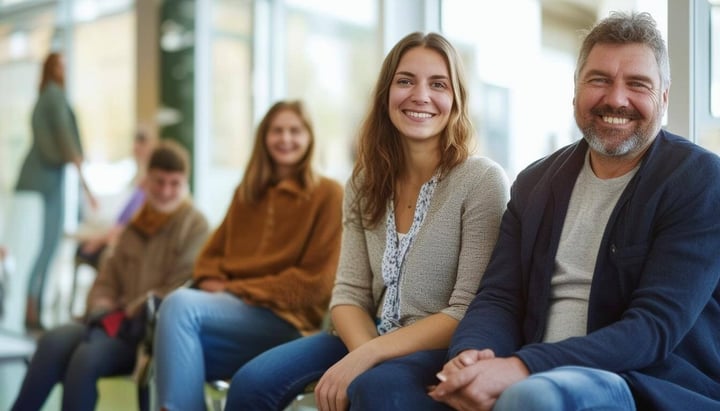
[378,173,439,334]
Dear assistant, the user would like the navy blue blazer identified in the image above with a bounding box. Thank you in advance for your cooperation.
[450,130,720,410]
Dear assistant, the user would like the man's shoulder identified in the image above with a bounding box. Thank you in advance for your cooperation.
[649,130,720,176]
[516,140,584,184]
[656,130,718,157]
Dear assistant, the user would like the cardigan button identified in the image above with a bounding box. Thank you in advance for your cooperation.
[610,244,616,253]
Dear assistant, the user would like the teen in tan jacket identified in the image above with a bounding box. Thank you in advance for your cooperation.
[12,140,209,411]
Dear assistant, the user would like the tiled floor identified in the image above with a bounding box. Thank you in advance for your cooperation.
[0,239,318,411]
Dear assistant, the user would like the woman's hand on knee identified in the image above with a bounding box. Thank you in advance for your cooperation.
[314,349,375,411]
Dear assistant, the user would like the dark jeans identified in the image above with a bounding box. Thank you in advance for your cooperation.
[227,332,452,410]
[10,323,137,411]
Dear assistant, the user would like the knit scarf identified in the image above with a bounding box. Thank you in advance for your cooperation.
[129,200,188,237]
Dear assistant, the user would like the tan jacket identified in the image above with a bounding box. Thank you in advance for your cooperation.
[86,202,210,317]
[194,176,343,334]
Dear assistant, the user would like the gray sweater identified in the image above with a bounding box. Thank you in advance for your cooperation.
[330,156,509,327]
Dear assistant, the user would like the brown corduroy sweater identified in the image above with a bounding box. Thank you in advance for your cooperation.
[193,176,343,334]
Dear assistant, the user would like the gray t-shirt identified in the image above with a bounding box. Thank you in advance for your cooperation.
[543,153,636,343]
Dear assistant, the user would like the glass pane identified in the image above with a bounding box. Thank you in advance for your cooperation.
[202,0,253,223]
[442,0,667,180]
[284,0,379,182]
[0,6,55,192]
[443,0,575,179]
[210,0,252,170]
[712,2,720,117]
[73,11,135,166]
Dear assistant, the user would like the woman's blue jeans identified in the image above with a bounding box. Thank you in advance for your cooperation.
[153,288,301,411]
[494,366,636,411]
[24,178,64,329]
[226,332,453,411]
[11,322,136,411]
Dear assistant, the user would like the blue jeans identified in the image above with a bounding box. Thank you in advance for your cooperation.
[24,179,64,329]
[493,366,636,411]
[153,288,301,411]
[10,323,137,411]
[226,333,452,411]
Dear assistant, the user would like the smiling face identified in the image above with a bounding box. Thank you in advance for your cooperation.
[145,168,187,213]
[265,108,312,178]
[574,42,668,159]
[388,46,453,146]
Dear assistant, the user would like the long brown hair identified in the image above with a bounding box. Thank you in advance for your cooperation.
[39,52,65,92]
[352,32,473,227]
[239,100,317,204]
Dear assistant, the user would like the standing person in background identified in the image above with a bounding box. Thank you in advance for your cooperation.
[10,140,210,411]
[228,32,509,411]
[430,11,720,411]
[76,125,158,268]
[15,51,96,331]
[153,100,344,411]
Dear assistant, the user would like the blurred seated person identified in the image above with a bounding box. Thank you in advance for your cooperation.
[76,125,158,268]
[10,140,210,411]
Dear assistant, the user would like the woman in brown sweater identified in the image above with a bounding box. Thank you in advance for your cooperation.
[154,100,344,411]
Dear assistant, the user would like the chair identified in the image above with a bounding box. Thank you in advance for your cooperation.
[0,329,35,366]
[96,294,158,411]
[68,246,102,317]
[205,378,317,411]
[205,312,331,411]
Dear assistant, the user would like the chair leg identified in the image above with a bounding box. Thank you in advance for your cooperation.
[289,393,305,411]
[210,398,224,411]
[69,259,81,317]
[138,384,150,411]
[206,380,229,411]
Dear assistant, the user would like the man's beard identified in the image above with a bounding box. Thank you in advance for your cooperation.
[583,127,643,156]
[577,105,655,157]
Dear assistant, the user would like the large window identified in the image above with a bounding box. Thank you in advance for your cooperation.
[0,6,55,192]
[442,0,551,178]
[442,0,666,179]
[0,0,135,235]
[711,0,720,117]
[197,0,254,225]
[73,10,135,165]
[284,0,379,182]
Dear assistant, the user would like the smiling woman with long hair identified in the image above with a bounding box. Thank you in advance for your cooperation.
[153,100,344,411]
[226,32,509,411]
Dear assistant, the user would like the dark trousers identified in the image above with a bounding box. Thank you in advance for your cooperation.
[11,323,138,411]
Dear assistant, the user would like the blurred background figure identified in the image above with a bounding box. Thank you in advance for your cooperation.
[75,125,157,269]
[15,52,96,332]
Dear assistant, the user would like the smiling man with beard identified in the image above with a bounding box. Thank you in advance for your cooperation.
[428,11,720,411]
